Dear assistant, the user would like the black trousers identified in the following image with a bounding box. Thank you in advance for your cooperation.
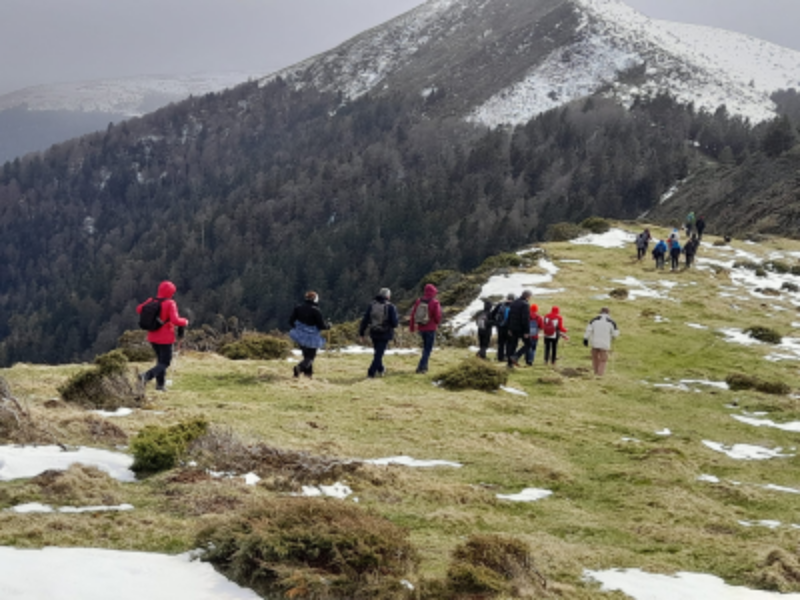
[477,328,492,359]
[146,343,173,387]
[544,337,559,364]
[506,334,531,365]
[298,347,317,375]
[496,327,509,361]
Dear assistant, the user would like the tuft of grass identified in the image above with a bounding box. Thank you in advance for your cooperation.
[749,548,800,593]
[609,288,629,299]
[57,350,143,410]
[219,333,292,360]
[196,498,418,599]
[130,418,209,474]
[725,373,790,395]
[745,326,782,344]
[32,464,124,506]
[437,359,508,392]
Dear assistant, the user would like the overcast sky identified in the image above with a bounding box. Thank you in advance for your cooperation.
[1,0,798,96]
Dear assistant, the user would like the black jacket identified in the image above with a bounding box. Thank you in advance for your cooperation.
[506,298,531,336]
[289,300,329,330]
[359,296,399,341]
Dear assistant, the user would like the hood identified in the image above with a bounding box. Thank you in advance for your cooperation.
[529,304,539,316]
[423,284,438,299]
[157,281,177,299]
[550,306,560,315]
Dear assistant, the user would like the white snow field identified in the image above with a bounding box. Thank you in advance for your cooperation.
[0,445,135,482]
[0,547,261,600]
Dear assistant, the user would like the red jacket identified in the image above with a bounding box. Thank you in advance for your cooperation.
[543,307,567,339]
[409,284,442,332]
[136,281,188,345]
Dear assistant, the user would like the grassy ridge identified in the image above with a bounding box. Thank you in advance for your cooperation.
[3,224,800,596]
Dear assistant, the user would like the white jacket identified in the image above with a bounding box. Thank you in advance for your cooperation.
[584,314,619,350]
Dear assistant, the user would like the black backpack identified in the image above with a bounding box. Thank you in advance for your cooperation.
[139,298,165,332]
[369,301,390,334]
[491,303,509,328]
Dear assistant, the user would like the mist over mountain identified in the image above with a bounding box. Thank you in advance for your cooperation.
[0,0,798,366]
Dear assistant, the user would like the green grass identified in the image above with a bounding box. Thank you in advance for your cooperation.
[3,223,800,597]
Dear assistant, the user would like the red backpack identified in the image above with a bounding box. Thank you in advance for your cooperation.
[543,316,557,337]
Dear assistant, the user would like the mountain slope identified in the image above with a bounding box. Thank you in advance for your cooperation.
[263,0,800,126]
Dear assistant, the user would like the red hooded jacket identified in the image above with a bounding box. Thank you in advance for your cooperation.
[543,306,567,339]
[136,281,189,345]
[409,284,442,332]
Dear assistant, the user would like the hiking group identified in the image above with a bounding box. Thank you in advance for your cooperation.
[637,213,705,272]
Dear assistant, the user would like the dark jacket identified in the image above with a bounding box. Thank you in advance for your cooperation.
[289,300,329,330]
[359,295,399,341]
[506,298,531,336]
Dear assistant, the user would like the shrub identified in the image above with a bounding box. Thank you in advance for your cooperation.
[609,288,629,299]
[446,534,545,597]
[783,282,799,293]
[580,216,611,234]
[130,417,209,474]
[196,498,418,599]
[725,373,790,396]
[791,266,800,277]
[327,319,361,348]
[745,326,782,344]
[58,350,144,410]
[116,330,152,362]
[733,260,759,271]
[437,359,508,392]
[756,267,768,277]
[438,279,483,308]
[220,333,292,360]
[418,269,463,291]
[726,373,760,391]
[476,253,525,274]
[545,222,585,242]
[765,260,791,274]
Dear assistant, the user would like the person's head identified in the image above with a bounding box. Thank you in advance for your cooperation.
[506,293,515,302]
[551,306,560,315]
[157,281,177,299]
[600,307,610,315]
[379,287,391,300]
[423,283,438,298]
[530,303,539,316]
[521,290,532,301]
[483,298,492,311]
[305,291,319,304]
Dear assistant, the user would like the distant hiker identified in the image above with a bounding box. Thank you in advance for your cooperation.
[683,235,699,269]
[491,293,515,362]
[635,229,651,261]
[137,281,189,392]
[668,228,680,249]
[288,291,331,379]
[475,299,494,360]
[359,287,399,379]
[409,284,442,374]
[505,291,533,367]
[670,238,682,271]
[696,216,706,240]
[685,212,696,236]
[583,307,619,377]
[526,303,545,366]
[543,306,568,366]
[652,239,667,270]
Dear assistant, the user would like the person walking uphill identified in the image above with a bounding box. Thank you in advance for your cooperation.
[505,291,534,367]
[491,293,515,362]
[137,281,189,392]
[359,288,399,379]
[475,299,494,360]
[543,306,568,366]
[584,307,619,376]
[652,239,667,270]
[289,291,330,379]
[409,284,442,374]
[526,303,545,366]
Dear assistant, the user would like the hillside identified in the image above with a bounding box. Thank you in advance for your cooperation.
[3,224,800,598]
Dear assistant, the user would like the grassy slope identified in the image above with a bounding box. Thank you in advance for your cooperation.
[3,223,800,597]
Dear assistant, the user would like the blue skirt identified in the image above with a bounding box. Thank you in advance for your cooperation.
[290,323,326,349]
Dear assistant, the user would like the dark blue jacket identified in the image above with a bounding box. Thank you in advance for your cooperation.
[359,296,399,341]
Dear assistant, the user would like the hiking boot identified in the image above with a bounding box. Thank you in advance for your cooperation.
[155,385,166,393]
[378,368,387,377]
[508,357,520,367]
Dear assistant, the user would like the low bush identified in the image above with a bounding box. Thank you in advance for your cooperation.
[782,282,799,293]
[580,216,611,234]
[58,350,144,410]
[733,260,759,271]
[764,260,791,274]
[745,326,782,344]
[196,498,418,599]
[725,373,790,396]
[609,288,629,299]
[545,222,585,242]
[220,333,292,360]
[116,330,152,362]
[437,359,508,392]
[130,417,209,474]
[446,534,545,598]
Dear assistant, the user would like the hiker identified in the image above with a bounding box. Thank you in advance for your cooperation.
[358,287,399,379]
[683,235,699,269]
[696,216,706,240]
[409,283,442,374]
[583,307,620,376]
[137,280,189,392]
[505,291,532,367]
[635,229,651,261]
[526,303,545,366]
[670,237,682,271]
[288,291,331,379]
[668,228,680,249]
[475,299,494,360]
[491,293,515,362]
[543,306,568,366]
[652,239,667,270]
[685,212,696,236]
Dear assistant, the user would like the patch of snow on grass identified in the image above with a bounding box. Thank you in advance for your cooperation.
[655,429,671,436]
[0,546,262,600]
[571,228,635,249]
[496,488,552,502]
[90,408,134,418]
[702,441,794,460]
[8,503,134,514]
[500,386,528,397]
[364,456,462,468]
[732,415,800,433]
[300,482,353,499]
[0,445,135,482]
[697,474,720,483]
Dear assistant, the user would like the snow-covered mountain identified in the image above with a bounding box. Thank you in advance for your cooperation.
[0,72,260,118]
[261,0,800,126]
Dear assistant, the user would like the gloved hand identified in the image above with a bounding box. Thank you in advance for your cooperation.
[583,338,588,347]
[178,326,186,339]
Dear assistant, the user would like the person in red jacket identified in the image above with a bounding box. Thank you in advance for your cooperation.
[542,306,568,366]
[409,283,442,374]
[136,281,189,392]
[526,303,545,366]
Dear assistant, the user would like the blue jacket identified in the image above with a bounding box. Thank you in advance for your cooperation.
[359,296,399,341]
[653,240,667,255]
